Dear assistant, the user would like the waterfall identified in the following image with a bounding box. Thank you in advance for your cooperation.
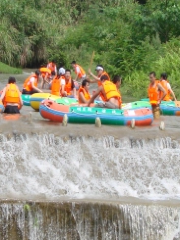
[0,133,180,239]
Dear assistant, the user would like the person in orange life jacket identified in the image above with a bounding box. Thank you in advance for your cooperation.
[78,79,91,104]
[50,69,66,96]
[148,71,166,119]
[61,69,76,98]
[50,72,61,96]
[22,70,42,95]
[88,65,110,86]
[87,75,121,109]
[1,77,23,114]
[71,60,86,83]
[40,67,51,89]
[159,73,177,101]
[47,60,57,74]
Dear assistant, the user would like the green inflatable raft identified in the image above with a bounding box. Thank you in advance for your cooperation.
[22,94,31,106]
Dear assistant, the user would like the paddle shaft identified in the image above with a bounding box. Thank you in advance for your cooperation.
[89,51,95,70]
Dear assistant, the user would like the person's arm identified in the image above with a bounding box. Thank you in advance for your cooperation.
[60,84,65,96]
[167,83,177,101]
[18,90,23,109]
[79,92,89,103]
[88,69,100,81]
[0,87,6,102]
[169,89,177,101]
[61,88,67,96]
[60,79,67,96]
[158,83,166,103]
[71,80,76,97]
[87,87,101,107]
[41,73,49,88]
[44,73,49,83]
[72,87,76,98]
[32,81,43,93]
[74,67,80,82]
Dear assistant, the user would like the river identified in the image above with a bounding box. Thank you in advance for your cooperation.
[0,71,180,239]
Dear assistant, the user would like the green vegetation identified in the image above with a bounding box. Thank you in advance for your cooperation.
[0,62,22,74]
[1,0,180,98]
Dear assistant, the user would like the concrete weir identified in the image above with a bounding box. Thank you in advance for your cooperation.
[0,200,180,240]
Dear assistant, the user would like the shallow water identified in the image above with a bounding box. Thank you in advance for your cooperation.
[1,71,180,239]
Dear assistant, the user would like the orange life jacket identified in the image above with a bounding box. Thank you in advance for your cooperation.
[148,82,160,105]
[40,67,51,78]
[51,75,61,96]
[64,79,73,95]
[75,64,86,78]
[47,62,57,73]
[78,87,91,103]
[3,84,20,107]
[23,74,38,91]
[159,80,170,101]
[98,71,110,86]
[101,81,121,107]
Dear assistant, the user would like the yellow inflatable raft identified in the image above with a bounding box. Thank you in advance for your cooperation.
[30,93,60,111]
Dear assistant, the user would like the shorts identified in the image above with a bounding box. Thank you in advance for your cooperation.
[4,105,20,114]
[22,89,38,95]
[95,102,119,109]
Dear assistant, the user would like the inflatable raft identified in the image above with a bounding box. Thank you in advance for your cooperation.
[122,101,150,110]
[40,99,153,126]
[140,98,180,116]
[30,93,61,111]
[22,94,31,106]
[30,93,78,111]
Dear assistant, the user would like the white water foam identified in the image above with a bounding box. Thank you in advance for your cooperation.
[0,134,180,201]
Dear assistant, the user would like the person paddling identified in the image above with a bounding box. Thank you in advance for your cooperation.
[1,77,23,114]
[88,65,110,86]
[148,72,166,119]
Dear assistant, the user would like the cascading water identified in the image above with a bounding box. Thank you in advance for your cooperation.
[0,133,180,239]
[0,134,180,200]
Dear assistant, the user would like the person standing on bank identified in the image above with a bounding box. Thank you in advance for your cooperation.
[1,77,23,114]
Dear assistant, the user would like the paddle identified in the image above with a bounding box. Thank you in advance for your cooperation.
[89,51,95,70]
